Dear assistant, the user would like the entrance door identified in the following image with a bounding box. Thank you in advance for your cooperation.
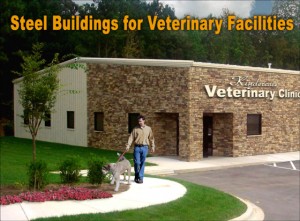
[203,116,213,157]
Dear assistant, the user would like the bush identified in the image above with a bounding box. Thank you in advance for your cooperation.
[59,156,81,184]
[87,156,107,185]
[27,160,49,190]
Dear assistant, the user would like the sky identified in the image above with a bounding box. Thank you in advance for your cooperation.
[73,0,274,18]
[160,0,273,18]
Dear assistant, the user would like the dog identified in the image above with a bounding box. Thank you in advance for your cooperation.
[102,154,131,192]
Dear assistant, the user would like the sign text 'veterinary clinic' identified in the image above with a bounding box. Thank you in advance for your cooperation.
[204,76,300,101]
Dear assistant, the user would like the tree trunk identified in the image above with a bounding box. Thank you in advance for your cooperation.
[32,134,36,162]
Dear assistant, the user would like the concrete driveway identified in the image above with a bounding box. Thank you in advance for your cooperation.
[172,160,300,221]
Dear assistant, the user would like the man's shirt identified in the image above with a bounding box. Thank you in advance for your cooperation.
[126,125,155,150]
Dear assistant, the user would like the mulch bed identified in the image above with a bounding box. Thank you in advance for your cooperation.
[0,182,129,196]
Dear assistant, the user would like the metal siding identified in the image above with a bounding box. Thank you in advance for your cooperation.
[13,64,87,147]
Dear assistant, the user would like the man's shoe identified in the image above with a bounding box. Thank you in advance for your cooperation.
[134,178,139,183]
[137,179,143,184]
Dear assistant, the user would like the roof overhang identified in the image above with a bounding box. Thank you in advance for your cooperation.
[12,57,299,84]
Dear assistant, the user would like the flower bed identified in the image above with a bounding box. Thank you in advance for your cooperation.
[0,186,113,205]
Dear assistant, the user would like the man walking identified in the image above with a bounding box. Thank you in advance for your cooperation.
[126,115,155,183]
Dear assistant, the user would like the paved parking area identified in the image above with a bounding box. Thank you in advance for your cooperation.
[173,160,300,221]
[265,160,300,171]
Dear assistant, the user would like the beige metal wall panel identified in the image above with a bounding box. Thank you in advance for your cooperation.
[14,64,88,147]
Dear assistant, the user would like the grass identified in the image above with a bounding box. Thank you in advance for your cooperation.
[1,136,247,220]
[33,178,247,221]
[0,136,155,185]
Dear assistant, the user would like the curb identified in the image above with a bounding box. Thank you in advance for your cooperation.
[230,197,265,221]
[146,160,294,176]
[173,162,268,174]
[145,162,267,176]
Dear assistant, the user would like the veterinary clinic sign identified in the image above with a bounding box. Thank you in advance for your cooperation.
[204,76,300,101]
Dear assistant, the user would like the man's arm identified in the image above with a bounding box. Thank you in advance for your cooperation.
[149,128,155,152]
[126,129,135,151]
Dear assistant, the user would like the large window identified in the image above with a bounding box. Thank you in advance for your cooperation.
[67,111,75,129]
[44,112,51,127]
[94,112,104,131]
[128,113,140,133]
[247,114,262,135]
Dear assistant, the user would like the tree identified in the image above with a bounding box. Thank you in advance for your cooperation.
[17,43,60,161]
[272,0,299,26]
[0,0,78,120]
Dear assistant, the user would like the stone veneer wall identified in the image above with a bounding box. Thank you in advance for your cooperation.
[213,113,233,156]
[153,113,178,156]
[87,62,299,161]
[189,67,300,159]
[87,64,191,160]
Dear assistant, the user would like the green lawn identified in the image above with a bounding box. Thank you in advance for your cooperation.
[0,136,155,185]
[1,136,247,220]
[34,178,247,221]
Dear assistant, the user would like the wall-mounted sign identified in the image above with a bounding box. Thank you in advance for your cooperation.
[204,76,299,101]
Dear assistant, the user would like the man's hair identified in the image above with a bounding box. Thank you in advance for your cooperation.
[137,115,145,121]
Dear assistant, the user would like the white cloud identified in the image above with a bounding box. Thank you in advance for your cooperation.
[73,0,254,18]
[161,0,254,18]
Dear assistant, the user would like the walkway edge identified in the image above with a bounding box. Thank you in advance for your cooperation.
[173,162,269,174]
[230,196,265,221]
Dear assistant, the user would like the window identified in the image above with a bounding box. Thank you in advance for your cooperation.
[128,113,140,133]
[44,112,51,127]
[23,110,29,125]
[247,114,262,135]
[67,111,75,129]
[94,112,104,131]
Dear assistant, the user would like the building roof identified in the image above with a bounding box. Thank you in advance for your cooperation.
[63,57,299,75]
[13,57,300,83]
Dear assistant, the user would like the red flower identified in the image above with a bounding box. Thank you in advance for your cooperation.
[0,186,112,205]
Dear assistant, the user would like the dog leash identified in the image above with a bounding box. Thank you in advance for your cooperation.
[116,150,127,163]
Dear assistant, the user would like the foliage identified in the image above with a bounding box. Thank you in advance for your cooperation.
[1,0,300,120]
[0,186,112,205]
[16,42,60,161]
[59,156,82,184]
[27,160,49,190]
[87,156,108,185]
[0,137,155,186]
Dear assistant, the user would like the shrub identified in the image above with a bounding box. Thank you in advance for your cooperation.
[59,156,81,184]
[27,160,49,190]
[87,156,107,185]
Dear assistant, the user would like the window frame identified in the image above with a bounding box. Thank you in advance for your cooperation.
[247,114,262,136]
[23,110,29,125]
[67,111,75,129]
[94,112,104,131]
[44,112,51,127]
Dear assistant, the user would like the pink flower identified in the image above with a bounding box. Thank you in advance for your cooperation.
[0,187,112,205]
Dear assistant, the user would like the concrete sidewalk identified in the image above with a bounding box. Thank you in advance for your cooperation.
[0,177,186,221]
[145,151,300,175]
[0,177,263,221]
[1,151,298,221]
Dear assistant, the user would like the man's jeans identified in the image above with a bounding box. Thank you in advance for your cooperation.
[133,145,148,181]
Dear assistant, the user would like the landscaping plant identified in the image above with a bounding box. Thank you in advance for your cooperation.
[16,43,60,162]
[87,156,107,185]
[0,186,113,205]
[27,160,49,191]
[59,156,81,184]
